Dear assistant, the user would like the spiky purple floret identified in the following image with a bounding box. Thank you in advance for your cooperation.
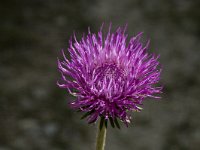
[57,25,162,127]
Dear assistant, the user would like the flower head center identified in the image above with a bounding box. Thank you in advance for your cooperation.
[94,63,125,90]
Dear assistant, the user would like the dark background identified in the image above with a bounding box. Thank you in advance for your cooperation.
[0,0,200,150]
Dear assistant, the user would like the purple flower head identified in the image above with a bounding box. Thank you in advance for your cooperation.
[57,25,162,127]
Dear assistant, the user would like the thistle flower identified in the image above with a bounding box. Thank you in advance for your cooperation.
[57,25,162,127]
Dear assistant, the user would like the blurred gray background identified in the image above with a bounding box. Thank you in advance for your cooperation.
[0,0,200,150]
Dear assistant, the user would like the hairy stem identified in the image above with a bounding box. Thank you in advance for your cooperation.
[96,118,107,150]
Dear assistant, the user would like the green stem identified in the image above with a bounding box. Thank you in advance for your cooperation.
[96,118,107,150]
